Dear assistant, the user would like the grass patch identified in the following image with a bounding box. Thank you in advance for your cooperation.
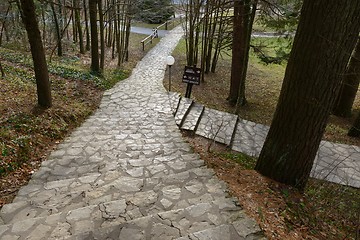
[219,152,256,169]
[0,47,129,90]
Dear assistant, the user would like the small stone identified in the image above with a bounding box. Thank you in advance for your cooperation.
[187,203,212,218]
[160,199,173,209]
[162,186,181,200]
[27,224,52,240]
[11,218,37,233]
[66,206,96,222]
[119,228,144,240]
[101,199,127,219]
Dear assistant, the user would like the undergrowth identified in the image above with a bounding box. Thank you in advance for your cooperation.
[220,151,360,239]
[0,47,129,90]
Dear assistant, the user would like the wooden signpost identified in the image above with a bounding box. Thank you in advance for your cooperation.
[182,66,201,98]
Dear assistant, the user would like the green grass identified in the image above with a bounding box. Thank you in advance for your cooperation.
[0,47,129,90]
[220,152,257,169]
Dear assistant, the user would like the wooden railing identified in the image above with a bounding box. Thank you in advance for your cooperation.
[140,19,175,51]
[141,31,158,51]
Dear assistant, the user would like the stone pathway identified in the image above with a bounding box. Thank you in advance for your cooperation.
[170,94,360,189]
[0,26,265,239]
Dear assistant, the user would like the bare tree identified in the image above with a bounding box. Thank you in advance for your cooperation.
[333,36,360,118]
[19,0,52,108]
[89,0,100,73]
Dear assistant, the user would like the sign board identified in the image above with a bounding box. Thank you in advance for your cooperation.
[182,66,201,85]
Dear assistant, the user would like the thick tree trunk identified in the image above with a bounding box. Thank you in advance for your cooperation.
[255,0,360,191]
[333,37,360,118]
[19,0,52,108]
[348,111,360,137]
[89,0,100,74]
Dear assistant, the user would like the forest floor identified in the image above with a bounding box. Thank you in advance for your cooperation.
[0,30,359,240]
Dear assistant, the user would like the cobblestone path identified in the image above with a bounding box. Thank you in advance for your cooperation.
[0,26,265,239]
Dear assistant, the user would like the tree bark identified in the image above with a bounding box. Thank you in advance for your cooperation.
[89,0,100,74]
[74,0,85,54]
[228,0,246,105]
[333,37,360,118]
[98,0,105,70]
[50,2,63,56]
[348,111,360,137]
[83,0,90,51]
[236,0,257,112]
[19,0,52,108]
[255,0,360,191]
[0,60,5,78]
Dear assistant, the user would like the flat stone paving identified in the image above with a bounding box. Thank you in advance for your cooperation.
[0,26,265,239]
[173,96,360,189]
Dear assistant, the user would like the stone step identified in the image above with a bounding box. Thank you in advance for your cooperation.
[63,201,245,240]
[310,140,360,188]
[181,102,205,132]
[175,219,265,240]
[0,200,245,240]
[174,97,193,126]
[26,143,199,184]
[195,108,238,146]
[231,119,269,157]
[1,164,230,224]
[168,92,181,115]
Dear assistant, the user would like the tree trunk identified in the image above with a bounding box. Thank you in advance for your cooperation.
[0,60,5,77]
[124,14,131,62]
[228,0,246,105]
[255,0,360,191]
[236,0,257,112]
[19,0,52,108]
[74,0,85,54]
[83,0,90,51]
[333,37,360,118]
[348,111,360,137]
[98,0,105,70]
[50,2,63,56]
[71,7,77,43]
[89,0,100,74]
[0,5,11,46]
[187,0,195,66]
[40,3,47,44]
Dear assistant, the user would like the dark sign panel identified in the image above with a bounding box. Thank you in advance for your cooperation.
[182,66,201,85]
